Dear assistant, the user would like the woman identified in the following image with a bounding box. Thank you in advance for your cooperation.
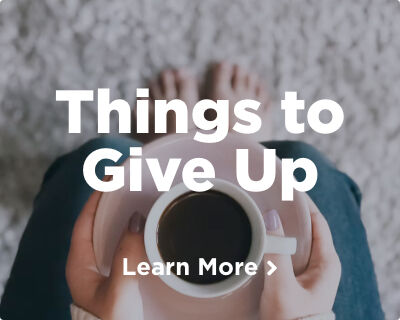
[0,63,384,320]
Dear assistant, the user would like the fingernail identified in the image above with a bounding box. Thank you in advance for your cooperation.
[129,212,145,233]
[263,209,281,231]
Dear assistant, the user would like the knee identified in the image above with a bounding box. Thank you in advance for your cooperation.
[262,140,361,203]
[77,135,140,155]
[42,136,140,184]
[263,140,334,170]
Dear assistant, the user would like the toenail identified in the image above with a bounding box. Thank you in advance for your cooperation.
[177,69,187,77]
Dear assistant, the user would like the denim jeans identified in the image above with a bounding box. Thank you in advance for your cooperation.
[0,136,384,319]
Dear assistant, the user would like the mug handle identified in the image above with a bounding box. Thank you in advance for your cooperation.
[264,235,297,255]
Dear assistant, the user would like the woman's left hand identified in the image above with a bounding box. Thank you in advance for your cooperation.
[260,198,341,320]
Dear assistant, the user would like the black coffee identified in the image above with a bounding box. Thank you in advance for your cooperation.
[157,191,252,284]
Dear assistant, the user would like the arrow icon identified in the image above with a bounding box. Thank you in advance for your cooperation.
[266,260,277,276]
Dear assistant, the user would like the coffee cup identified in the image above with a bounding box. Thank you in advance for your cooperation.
[144,178,296,298]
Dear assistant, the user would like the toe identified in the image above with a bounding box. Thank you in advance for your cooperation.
[247,73,258,91]
[255,79,269,107]
[160,70,177,100]
[176,69,198,100]
[149,80,163,101]
[176,69,195,92]
[232,64,246,92]
[213,62,233,89]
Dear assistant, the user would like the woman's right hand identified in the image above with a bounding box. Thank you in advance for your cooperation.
[66,191,146,320]
[260,198,341,320]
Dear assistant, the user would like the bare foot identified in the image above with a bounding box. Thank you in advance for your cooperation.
[207,62,272,141]
[132,69,199,143]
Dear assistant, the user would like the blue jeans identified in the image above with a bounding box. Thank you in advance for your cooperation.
[0,136,384,319]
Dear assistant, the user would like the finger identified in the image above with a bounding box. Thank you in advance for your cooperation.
[66,191,105,304]
[262,209,296,290]
[69,190,102,261]
[110,212,147,283]
[69,176,111,248]
[305,195,337,265]
[308,207,338,268]
[305,194,320,216]
[296,203,341,293]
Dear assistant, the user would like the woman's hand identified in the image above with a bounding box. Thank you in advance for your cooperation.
[260,198,341,320]
[66,191,146,320]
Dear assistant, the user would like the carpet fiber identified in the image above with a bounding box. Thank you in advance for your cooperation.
[0,0,399,317]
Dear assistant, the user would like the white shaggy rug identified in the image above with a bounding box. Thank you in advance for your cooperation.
[0,0,399,318]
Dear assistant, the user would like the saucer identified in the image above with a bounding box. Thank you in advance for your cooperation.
[93,133,311,319]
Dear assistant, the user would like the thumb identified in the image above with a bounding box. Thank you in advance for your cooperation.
[262,209,296,289]
[110,212,147,282]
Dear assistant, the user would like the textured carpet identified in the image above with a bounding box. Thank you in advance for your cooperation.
[0,0,399,318]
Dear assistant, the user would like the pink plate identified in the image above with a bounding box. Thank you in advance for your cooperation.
[93,132,311,319]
